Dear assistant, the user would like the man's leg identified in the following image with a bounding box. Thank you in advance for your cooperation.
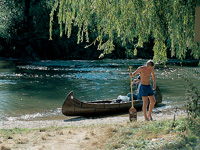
[147,95,156,118]
[142,96,149,121]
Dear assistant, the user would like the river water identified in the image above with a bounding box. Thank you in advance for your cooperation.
[0,59,199,121]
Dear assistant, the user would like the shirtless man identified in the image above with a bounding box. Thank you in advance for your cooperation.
[130,60,156,121]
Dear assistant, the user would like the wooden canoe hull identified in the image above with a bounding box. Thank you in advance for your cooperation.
[62,87,162,116]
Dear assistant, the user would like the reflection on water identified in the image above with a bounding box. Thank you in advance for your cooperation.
[0,59,199,121]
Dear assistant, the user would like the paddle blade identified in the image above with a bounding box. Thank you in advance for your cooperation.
[129,107,137,122]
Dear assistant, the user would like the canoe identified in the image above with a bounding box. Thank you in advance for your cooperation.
[62,86,162,116]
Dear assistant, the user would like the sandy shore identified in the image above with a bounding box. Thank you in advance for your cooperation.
[0,108,187,129]
[0,108,187,150]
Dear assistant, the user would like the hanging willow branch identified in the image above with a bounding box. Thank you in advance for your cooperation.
[50,0,200,63]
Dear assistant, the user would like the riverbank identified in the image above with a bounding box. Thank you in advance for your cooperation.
[0,108,188,150]
[0,107,186,129]
[0,109,186,129]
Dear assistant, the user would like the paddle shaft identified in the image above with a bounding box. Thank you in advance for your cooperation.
[129,66,134,108]
[129,66,137,122]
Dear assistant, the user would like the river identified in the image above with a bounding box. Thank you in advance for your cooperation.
[0,59,199,121]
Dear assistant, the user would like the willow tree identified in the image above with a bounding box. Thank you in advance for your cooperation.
[50,0,200,63]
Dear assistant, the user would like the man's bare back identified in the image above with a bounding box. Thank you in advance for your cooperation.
[130,65,156,89]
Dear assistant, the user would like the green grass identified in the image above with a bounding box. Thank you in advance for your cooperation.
[0,117,199,150]
[0,128,31,139]
[105,117,200,150]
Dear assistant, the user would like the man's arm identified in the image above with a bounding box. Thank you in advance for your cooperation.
[151,68,156,90]
[130,67,141,77]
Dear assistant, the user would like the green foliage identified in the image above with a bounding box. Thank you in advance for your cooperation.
[0,0,24,38]
[181,67,200,120]
[1,0,101,60]
[0,0,54,39]
[50,0,200,63]
[184,79,200,119]
[106,117,200,150]
[125,49,137,59]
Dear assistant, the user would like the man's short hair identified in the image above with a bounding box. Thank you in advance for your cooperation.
[146,60,155,67]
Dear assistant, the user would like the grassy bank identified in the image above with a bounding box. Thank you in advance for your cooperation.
[106,117,200,150]
[0,116,199,150]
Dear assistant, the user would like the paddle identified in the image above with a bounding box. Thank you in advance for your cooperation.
[129,66,137,122]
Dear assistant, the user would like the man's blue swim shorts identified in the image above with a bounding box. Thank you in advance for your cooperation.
[139,84,154,97]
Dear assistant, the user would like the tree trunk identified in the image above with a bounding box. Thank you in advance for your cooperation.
[24,0,31,33]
